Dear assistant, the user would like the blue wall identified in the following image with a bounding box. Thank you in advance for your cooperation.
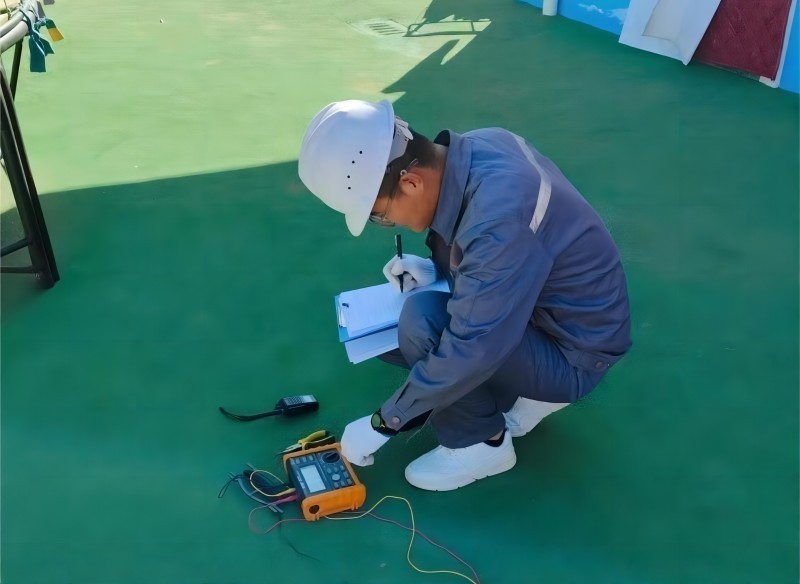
[520,0,630,35]
[520,0,799,93]
[780,6,799,93]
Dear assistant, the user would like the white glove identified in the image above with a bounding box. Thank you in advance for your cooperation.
[382,254,438,293]
[340,415,391,467]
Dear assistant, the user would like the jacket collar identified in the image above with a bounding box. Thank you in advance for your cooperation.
[430,130,471,245]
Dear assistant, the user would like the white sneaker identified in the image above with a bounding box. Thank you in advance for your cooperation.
[404,432,517,491]
[503,398,570,438]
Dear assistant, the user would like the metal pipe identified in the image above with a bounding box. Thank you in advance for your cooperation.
[10,39,21,95]
[0,11,23,39]
[0,20,26,53]
[0,265,36,274]
[0,0,39,54]
[0,0,29,38]
[1,237,33,257]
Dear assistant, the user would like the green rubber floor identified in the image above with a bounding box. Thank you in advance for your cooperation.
[2,1,798,583]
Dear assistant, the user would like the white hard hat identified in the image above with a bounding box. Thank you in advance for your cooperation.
[298,99,412,236]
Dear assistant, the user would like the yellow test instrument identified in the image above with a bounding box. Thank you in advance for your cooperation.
[282,443,366,521]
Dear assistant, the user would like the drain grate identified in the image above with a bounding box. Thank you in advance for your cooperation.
[349,18,408,37]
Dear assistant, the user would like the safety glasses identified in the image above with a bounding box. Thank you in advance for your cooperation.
[369,159,418,228]
[369,193,396,227]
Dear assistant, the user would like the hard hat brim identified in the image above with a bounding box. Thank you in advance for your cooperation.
[343,100,395,237]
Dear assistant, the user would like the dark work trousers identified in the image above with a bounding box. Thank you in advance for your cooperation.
[379,291,607,448]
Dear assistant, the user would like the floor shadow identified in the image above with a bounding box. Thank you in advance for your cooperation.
[0,159,423,584]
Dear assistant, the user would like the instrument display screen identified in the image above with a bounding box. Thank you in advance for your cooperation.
[299,465,326,493]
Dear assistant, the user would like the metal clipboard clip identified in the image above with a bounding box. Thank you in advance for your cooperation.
[336,300,348,328]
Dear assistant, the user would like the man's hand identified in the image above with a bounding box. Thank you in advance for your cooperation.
[383,255,437,292]
[340,415,391,466]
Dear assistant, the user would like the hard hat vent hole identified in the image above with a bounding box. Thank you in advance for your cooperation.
[352,160,355,164]
[359,151,363,154]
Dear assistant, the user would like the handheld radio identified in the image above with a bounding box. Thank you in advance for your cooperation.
[219,395,319,422]
[283,443,366,521]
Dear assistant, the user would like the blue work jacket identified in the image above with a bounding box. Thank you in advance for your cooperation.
[380,129,632,429]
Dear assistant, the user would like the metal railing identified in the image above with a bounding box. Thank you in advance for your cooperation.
[0,0,59,287]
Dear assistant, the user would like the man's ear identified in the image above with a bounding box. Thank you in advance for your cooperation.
[399,169,422,193]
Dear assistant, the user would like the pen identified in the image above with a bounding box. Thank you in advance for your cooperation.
[395,233,404,293]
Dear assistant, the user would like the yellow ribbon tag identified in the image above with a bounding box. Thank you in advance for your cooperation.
[46,24,64,42]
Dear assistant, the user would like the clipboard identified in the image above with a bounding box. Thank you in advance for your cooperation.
[334,279,450,362]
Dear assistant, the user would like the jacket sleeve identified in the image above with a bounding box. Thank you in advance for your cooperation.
[380,217,553,428]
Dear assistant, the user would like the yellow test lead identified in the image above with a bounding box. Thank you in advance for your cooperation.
[326,495,478,584]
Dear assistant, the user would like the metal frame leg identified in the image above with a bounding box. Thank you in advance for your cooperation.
[10,39,23,97]
[0,63,59,287]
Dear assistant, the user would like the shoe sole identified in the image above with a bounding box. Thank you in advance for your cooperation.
[404,453,517,492]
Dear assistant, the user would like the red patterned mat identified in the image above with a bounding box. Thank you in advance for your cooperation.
[693,0,793,80]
